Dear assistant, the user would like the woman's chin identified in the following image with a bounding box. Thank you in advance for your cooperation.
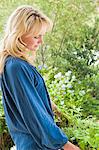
[29,47,37,51]
[26,45,39,51]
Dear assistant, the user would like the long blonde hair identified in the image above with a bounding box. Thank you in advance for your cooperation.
[0,5,52,74]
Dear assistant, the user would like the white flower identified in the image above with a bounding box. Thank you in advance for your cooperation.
[38,65,43,70]
[61,84,66,90]
[77,56,81,60]
[46,45,50,49]
[63,92,66,95]
[43,64,47,68]
[66,84,72,88]
[68,90,74,95]
[54,72,62,78]
[73,51,77,55]
[0,112,2,117]
[68,90,74,93]
[54,67,58,71]
[72,75,76,80]
[65,79,69,83]
[68,70,72,74]
[10,146,16,150]
[60,100,64,105]
[59,81,63,85]
[65,70,72,77]
[79,90,85,96]
[78,81,81,84]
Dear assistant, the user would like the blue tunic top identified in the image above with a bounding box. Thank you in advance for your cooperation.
[1,56,68,150]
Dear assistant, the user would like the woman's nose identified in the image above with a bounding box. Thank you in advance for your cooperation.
[38,36,43,44]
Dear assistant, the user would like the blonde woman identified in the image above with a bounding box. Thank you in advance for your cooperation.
[0,5,80,150]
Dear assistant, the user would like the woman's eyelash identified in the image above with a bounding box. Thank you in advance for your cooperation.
[34,35,42,39]
[34,36,39,39]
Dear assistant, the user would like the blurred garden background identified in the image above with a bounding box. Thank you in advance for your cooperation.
[0,0,99,149]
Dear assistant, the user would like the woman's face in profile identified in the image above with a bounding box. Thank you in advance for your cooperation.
[21,26,47,51]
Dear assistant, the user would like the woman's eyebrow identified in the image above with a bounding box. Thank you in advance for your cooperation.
[38,34,44,37]
[39,34,44,36]
[34,34,44,38]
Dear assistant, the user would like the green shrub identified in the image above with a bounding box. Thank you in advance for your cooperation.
[38,66,99,149]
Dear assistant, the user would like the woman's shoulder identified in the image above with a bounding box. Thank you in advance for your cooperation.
[5,56,26,65]
[5,56,31,72]
[4,56,37,77]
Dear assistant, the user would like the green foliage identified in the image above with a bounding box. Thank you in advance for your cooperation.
[38,66,99,150]
[37,0,99,77]
[39,66,99,118]
[0,92,6,134]
[63,117,99,150]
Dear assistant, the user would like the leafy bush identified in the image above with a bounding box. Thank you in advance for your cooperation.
[38,66,99,149]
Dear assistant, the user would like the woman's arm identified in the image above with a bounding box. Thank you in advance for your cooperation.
[63,141,80,150]
[50,100,58,111]
[51,100,62,117]
[51,102,81,150]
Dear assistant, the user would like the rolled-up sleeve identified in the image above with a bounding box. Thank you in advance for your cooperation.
[4,60,68,149]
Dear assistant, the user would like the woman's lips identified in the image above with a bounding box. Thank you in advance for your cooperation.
[34,45,38,47]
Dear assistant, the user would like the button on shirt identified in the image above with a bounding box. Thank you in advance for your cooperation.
[1,56,68,150]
